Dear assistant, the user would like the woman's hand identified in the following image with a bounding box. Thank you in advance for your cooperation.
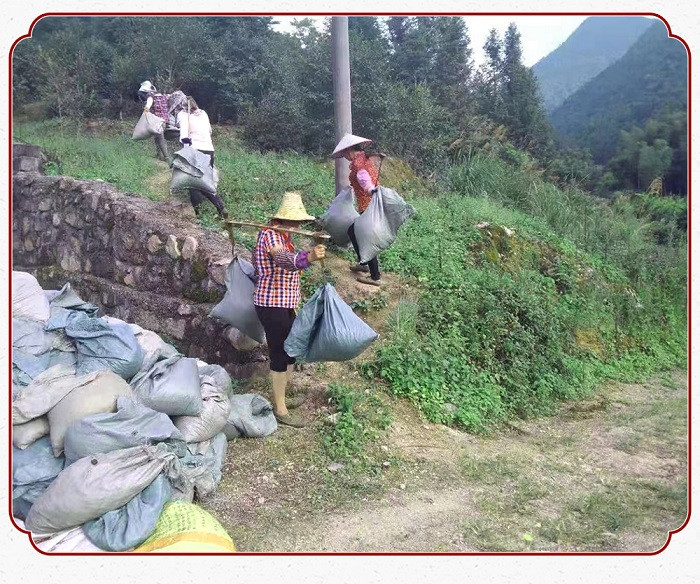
[308,245,326,263]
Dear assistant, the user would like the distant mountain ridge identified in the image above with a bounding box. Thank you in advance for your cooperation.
[549,19,688,164]
[532,16,653,112]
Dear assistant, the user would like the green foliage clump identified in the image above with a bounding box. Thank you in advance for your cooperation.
[321,383,393,463]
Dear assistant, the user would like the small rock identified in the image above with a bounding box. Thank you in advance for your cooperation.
[422,424,430,430]
[23,238,34,252]
[400,483,406,490]
[442,402,458,415]
[181,236,198,260]
[177,304,192,316]
[123,273,135,286]
[208,258,230,286]
[147,234,163,254]
[38,199,52,211]
[476,222,490,229]
[223,326,261,351]
[165,235,180,259]
[503,226,515,237]
[380,445,389,452]
[327,412,339,425]
[257,497,266,505]
[327,462,344,473]
[84,258,92,273]
[52,213,61,227]
[382,461,391,468]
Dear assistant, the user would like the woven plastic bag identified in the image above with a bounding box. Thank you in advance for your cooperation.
[65,315,144,380]
[352,186,416,263]
[63,396,184,466]
[224,394,277,439]
[132,111,165,140]
[12,271,50,322]
[170,145,217,194]
[25,443,177,534]
[173,374,231,443]
[284,283,379,362]
[12,437,65,521]
[209,258,265,344]
[47,369,133,457]
[130,355,203,417]
[318,187,359,246]
[83,474,172,552]
[135,500,236,552]
[13,416,50,449]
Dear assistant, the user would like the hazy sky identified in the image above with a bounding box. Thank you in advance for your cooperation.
[272,15,589,68]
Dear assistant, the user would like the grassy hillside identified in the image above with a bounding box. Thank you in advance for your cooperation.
[550,20,688,163]
[13,119,687,434]
[532,16,653,112]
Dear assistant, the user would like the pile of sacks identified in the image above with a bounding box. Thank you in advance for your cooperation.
[11,271,277,552]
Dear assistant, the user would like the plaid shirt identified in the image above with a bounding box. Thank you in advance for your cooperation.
[151,94,169,120]
[253,229,309,308]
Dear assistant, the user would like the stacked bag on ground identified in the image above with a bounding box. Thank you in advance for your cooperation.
[11,271,276,552]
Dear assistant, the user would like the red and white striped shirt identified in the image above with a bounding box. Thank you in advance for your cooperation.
[253,228,310,308]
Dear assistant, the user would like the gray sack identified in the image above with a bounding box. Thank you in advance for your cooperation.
[318,187,359,246]
[130,355,203,417]
[63,396,185,466]
[209,257,265,344]
[65,316,144,380]
[284,283,379,362]
[132,111,165,140]
[170,145,217,194]
[352,186,416,263]
[224,393,277,439]
[12,437,65,521]
[82,474,172,552]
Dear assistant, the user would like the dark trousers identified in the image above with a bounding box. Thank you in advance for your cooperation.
[347,222,380,280]
[153,134,169,160]
[188,150,227,218]
[255,305,297,373]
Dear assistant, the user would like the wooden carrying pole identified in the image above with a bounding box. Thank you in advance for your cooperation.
[224,220,330,266]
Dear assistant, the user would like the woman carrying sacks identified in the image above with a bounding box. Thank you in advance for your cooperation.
[331,133,382,287]
[177,96,228,219]
[138,80,171,162]
[253,192,326,427]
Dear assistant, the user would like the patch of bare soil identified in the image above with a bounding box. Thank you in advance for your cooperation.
[202,370,687,553]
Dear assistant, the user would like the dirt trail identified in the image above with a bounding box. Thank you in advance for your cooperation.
[203,368,687,553]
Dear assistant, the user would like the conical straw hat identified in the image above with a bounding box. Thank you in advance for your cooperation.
[331,133,372,158]
[271,192,315,222]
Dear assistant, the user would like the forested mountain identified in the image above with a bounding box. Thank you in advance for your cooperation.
[550,19,687,167]
[532,16,652,112]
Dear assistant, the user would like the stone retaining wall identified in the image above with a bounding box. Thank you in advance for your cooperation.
[12,143,266,379]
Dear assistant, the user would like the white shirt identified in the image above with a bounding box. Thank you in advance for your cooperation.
[177,109,214,152]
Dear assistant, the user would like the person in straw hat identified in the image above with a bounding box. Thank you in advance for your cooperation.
[137,80,171,161]
[253,192,326,427]
[331,133,382,287]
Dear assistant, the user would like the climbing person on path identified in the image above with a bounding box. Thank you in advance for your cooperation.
[253,192,326,428]
[177,96,228,220]
[138,80,170,162]
[332,133,382,287]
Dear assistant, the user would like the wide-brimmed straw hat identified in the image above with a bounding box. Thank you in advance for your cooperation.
[331,133,372,158]
[139,80,156,93]
[271,192,315,222]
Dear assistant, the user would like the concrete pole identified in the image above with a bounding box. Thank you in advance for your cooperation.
[331,16,352,194]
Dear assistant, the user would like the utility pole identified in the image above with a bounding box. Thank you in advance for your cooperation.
[331,16,352,194]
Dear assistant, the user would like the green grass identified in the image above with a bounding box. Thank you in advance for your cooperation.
[14,119,687,436]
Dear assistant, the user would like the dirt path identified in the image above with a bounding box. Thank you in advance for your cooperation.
[203,369,687,553]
